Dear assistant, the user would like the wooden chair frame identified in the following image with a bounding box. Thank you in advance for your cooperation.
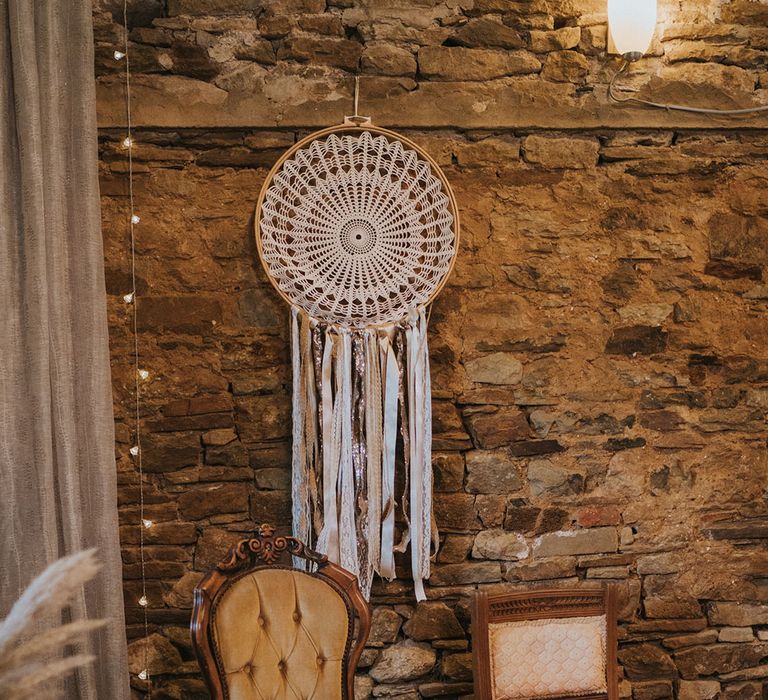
[471,586,619,700]
[191,524,372,700]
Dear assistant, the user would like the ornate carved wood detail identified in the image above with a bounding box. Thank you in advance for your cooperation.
[217,523,328,571]
[488,591,606,623]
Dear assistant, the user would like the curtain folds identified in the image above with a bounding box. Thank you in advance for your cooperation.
[0,1,129,698]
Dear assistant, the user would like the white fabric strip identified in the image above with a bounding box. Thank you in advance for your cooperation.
[316,330,339,563]
[420,308,437,571]
[337,330,359,579]
[406,307,434,601]
[364,330,382,591]
[406,311,424,600]
[290,308,309,569]
[379,331,399,580]
[300,313,319,549]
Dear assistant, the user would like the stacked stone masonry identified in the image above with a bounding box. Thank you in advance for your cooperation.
[95,1,768,698]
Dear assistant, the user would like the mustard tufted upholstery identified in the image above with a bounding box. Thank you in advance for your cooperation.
[212,568,351,700]
[488,615,608,700]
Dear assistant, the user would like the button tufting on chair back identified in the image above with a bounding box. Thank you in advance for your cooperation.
[214,569,349,700]
[191,524,371,700]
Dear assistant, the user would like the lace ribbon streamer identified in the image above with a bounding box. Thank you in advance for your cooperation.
[290,306,436,600]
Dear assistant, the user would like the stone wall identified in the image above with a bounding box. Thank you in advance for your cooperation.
[94,1,768,698]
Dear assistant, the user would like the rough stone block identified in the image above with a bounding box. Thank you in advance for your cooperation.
[661,630,719,650]
[464,352,523,385]
[465,449,523,494]
[418,46,540,81]
[541,51,589,83]
[674,643,768,679]
[429,562,501,586]
[709,212,768,266]
[120,521,197,546]
[434,493,480,531]
[202,428,236,446]
[449,18,524,49]
[476,494,506,529]
[194,527,242,570]
[632,681,674,700]
[644,598,703,620]
[141,432,200,473]
[369,640,436,683]
[504,556,577,581]
[278,36,363,70]
[249,490,291,525]
[618,643,677,680]
[605,326,668,356]
[178,482,248,520]
[522,134,599,169]
[586,565,629,579]
[168,0,262,14]
[253,467,290,490]
[504,503,541,533]
[440,652,473,681]
[529,27,581,52]
[678,681,720,700]
[471,529,528,561]
[637,552,682,575]
[709,602,768,626]
[362,43,417,76]
[368,607,403,647]
[533,527,618,558]
[127,633,183,675]
[403,602,464,641]
[719,627,755,643]
[509,440,564,457]
[527,458,583,497]
[137,295,223,332]
[718,664,768,681]
[433,453,465,492]
[465,407,531,449]
[162,570,202,608]
[234,395,290,442]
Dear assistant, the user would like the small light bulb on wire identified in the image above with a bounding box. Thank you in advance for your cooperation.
[130,214,140,225]
[122,136,133,149]
[123,292,134,304]
[114,50,126,60]
[129,445,139,456]
[138,670,149,681]
[142,519,153,529]
[138,369,149,380]
[138,595,149,607]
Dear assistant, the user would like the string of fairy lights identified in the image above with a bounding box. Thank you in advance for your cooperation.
[116,2,152,695]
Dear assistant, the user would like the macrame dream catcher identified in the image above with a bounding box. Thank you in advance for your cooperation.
[255,108,459,600]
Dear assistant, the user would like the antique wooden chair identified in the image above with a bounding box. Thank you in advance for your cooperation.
[471,586,619,700]
[191,524,371,700]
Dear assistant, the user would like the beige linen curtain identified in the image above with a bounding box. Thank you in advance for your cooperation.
[0,1,130,698]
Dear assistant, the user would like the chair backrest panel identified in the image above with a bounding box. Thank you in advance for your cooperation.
[191,524,371,700]
[488,614,607,700]
[472,587,618,700]
[214,568,350,700]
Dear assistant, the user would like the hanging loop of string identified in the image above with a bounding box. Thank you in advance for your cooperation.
[344,75,372,126]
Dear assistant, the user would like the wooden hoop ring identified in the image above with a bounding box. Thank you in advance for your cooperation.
[253,123,460,325]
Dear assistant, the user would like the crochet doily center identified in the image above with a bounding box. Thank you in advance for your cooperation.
[340,218,377,255]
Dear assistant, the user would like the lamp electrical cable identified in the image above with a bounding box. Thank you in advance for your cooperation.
[609,59,768,116]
